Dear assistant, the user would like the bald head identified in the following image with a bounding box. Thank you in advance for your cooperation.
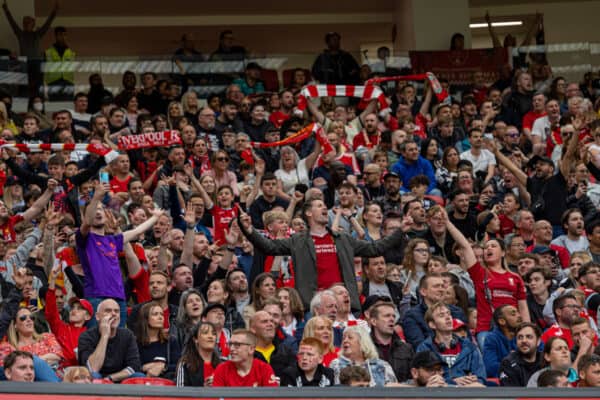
[249,310,275,343]
[96,299,120,330]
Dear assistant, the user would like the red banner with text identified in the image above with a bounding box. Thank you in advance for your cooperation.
[409,48,509,85]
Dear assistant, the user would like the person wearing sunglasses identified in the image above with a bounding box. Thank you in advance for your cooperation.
[0,307,63,378]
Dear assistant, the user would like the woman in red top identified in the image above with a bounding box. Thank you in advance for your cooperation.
[442,207,529,350]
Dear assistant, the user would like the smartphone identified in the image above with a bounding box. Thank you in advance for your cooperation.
[29,298,37,308]
[100,172,109,184]
[483,133,494,141]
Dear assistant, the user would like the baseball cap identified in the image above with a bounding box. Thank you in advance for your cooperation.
[383,171,400,181]
[68,297,94,316]
[201,303,227,318]
[530,245,556,256]
[361,295,392,314]
[411,351,446,369]
[528,155,554,169]
[452,318,466,330]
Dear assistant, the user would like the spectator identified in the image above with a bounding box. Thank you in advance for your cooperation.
[2,0,58,97]
[212,329,278,387]
[361,256,404,310]
[330,326,397,386]
[391,140,440,196]
[416,302,486,386]
[238,199,408,312]
[176,321,221,387]
[45,266,92,367]
[338,365,371,387]
[77,299,142,382]
[134,302,181,379]
[210,30,247,61]
[62,366,92,383]
[498,322,543,387]
[483,305,521,378]
[401,350,448,387]
[541,293,579,348]
[311,32,360,85]
[45,26,75,101]
[577,354,600,387]
[249,310,296,378]
[233,63,265,96]
[402,273,467,349]
[368,302,414,382]
[3,350,34,382]
[302,316,339,367]
[527,336,578,387]
[280,337,334,387]
[537,369,570,388]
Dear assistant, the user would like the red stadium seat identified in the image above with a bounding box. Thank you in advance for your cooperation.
[260,69,280,92]
[121,377,176,386]
[283,68,311,88]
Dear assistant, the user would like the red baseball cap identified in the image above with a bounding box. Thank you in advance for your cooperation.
[68,297,94,316]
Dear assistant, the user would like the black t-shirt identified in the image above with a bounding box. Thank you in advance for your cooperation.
[78,327,141,376]
[450,212,478,241]
[527,173,568,225]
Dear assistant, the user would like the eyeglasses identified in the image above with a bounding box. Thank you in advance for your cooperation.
[18,315,34,322]
[561,304,581,310]
[229,341,252,348]
[507,133,520,138]
[216,157,229,162]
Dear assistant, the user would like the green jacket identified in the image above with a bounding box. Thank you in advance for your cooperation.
[244,227,407,312]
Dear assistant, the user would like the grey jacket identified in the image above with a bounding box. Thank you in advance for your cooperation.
[244,227,407,311]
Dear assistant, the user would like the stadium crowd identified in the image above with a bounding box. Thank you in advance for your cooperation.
[1,1,600,390]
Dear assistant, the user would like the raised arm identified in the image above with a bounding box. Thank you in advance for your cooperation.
[488,140,527,186]
[21,179,57,223]
[358,99,378,126]
[520,13,542,47]
[442,208,477,268]
[180,202,196,268]
[185,164,214,209]
[37,0,59,36]
[485,12,502,48]
[122,208,165,243]
[559,122,580,179]
[81,181,108,237]
[1,0,21,35]
[238,211,293,256]
[419,85,433,117]
[305,98,325,124]
[303,137,321,171]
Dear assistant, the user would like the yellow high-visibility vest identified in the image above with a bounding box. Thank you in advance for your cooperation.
[44,46,76,84]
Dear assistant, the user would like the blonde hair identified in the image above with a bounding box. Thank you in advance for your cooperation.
[63,366,92,383]
[262,210,289,228]
[8,308,41,348]
[303,316,334,352]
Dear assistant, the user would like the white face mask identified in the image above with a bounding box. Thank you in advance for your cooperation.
[33,102,44,112]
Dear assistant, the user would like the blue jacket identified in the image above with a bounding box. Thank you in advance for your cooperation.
[417,335,487,385]
[391,155,437,193]
[482,327,516,378]
[401,303,467,349]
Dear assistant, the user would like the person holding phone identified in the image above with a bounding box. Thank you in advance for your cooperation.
[76,181,166,327]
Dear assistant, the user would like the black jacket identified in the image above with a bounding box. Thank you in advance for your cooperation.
[498,350,543,387]
[254,335,297,378]
[371,331,414,382]
[280,363,334,387]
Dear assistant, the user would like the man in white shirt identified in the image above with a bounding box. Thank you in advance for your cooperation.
[460,128,496,183]
[531,99,561,154]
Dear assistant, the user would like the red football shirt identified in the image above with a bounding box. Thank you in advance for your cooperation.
[212,359,278,387]
[0,214,24,243]
[312,232,342,289]
[269,111,291,128]
[468,262,526,333]
[210,204,239,246]
[541,323,573,349]
[109,175,132,194]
